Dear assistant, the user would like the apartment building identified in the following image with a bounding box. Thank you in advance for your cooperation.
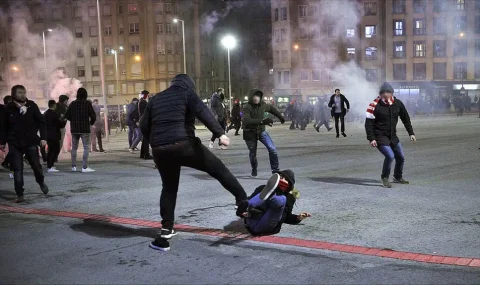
[271,0,386,107]
[0,0,236,109]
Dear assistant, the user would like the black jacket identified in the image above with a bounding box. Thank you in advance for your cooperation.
[245,186,300,235]
[65,99,96,134]
[242,89,284,141]
[210,93,226,120]
[138,99,148,117]
[127,103,140,127]
[328,94,350,116]
[231,104,241,121]
[365,98,414,146]
[0,100,46,148]
[44,109,67,141]
[140,74,225,147]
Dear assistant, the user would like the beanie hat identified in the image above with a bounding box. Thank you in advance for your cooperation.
[379,82,394,94]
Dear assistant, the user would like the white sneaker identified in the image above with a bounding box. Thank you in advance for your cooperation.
[47,167,60,173]
[71,166,77,172]
[218,145,227,150]
[82,167,95,173]
[129,148,134,153]
[208,142,214,149]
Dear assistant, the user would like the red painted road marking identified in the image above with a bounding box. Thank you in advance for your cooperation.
[1,204,479,268]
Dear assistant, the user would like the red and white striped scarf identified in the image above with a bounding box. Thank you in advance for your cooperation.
[366,96,394,119]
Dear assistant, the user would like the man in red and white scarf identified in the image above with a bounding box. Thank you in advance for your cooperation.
[365,82,416,188]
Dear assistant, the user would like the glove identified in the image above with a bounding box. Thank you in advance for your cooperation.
[262,118,274,126]
[280,117,285,124]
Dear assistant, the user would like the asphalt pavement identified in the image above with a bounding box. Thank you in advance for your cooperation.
[0,114,479,284]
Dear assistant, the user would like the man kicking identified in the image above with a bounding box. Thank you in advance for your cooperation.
[365,82,416,188]
[241,170,311,235]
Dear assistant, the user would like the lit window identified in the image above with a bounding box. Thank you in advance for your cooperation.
[365,25,376,38]
[128,4,138,14]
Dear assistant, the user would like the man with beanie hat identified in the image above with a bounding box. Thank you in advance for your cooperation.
[65,88,96,172]
[241,170,311,235]
[365,82,416,188]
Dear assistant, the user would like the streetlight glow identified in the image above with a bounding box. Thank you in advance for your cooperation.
[111,49,116,54]
[459,32,465,37]
[119,46,124,50]
[294,44,299,50]
[173,18,179,23]
[134,55,141,62]
[47,29,53,32]
[12,66,19,72]
[221,35,237,50]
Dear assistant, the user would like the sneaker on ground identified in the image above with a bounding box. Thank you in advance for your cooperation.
[71,166,77,172]
[260,173,280,200]
[149,237,170,251]
[208,142,214,149]
[393,177,409,184]
[315,126,320,132]
[381,177,392,188]
[40,183,49,194]
[218,145,228,150]
[235,200,249,217]
[160,228,177,239]
[14,196,25,203]
[129,148,135,153]
[47,167,60,173]
[251,169,257,178]
[342,132,347,137]
[82,167,95,173]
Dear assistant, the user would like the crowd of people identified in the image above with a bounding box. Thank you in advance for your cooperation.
[6,73,479,252]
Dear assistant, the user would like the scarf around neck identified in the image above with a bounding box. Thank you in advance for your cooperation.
[366,96,395,119]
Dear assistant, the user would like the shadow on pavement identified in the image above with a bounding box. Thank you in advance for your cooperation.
[310,177,382,187]
[70,219,156,239]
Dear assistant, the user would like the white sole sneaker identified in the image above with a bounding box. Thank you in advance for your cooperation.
[160,230,177,239]
[259,173,280,201]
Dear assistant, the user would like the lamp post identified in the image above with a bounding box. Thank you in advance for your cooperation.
[221,35,237,112]
[111,46,123,123]
[173,18,186,73]
[97,0,109,141]
[42,29,53,80]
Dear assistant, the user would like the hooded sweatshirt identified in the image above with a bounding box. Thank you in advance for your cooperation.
[140,74,224,147]
[242,89,284,141]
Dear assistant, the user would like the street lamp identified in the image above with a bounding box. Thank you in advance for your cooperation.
[459,32,465,37]
[96,0,109,141]
[42,29,53,76]
[11,66,19,72]
[293,44,300,51]
[221,35,237,112]
[134,55,141,62]
[111,46,123,123]
[173,18,186,73]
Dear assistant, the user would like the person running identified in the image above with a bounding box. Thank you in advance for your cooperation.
[141,74,248,251]
[138,90,153,159]
[241,170,311,235]
[0,85,49,203]
[209,88,227,149]
[227,99,242,136]
[365,82,416,188]
[313,95,332,132]
[243,89,285,178]
[44,100,67,172]
[65,88,96,173]
[328,89,350,138]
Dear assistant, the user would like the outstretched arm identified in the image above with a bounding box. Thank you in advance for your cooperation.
[266,105,285,123]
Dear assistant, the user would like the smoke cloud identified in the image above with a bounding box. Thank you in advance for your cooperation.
[200,0,246,34]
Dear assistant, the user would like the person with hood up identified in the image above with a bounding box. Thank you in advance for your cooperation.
[65,88,96,173]
[313,95,332,132]
[0,85,49,203]
[227,99,242,136]
[243,89,285,178]
[56,94,69,154]
[140,74,249,252]
[365,82,416,188]
[328,89,350,138]
[138,90,153,159]
[209,88,227,149]
[241,170,311,235]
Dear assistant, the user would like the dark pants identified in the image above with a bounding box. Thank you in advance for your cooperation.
[9,145,44,197]
[245,131,279,172]
[211,119,226,144]
[377,143,405,179]
[40,146,47,162]
[140,136,150,158]
[152,138,247,229]
[333,113,345,134]
[46,140,60,169]
[91,128,104,151]
[227,119,241,134]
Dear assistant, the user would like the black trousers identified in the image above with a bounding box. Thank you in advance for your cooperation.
[46,140,60,169]
[210,119,226,144]
[91,128,104,151]
[9,145,44,197]
[227,119,241,134]
[333,114,345,134]
[152,138,247,229]
[140,136,150,158]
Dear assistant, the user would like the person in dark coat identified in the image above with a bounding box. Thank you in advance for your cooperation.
[0,85,49,203]
[227,99,242,136]
[328,89,350,138]
[138,90,152,159]
[1,95,12,173]
[55,94,69,154]
[209,88,227,149]
[91,99,105,153]
[243,89,285,177]
[242,170,311,235]
[44,100,67,172]
[126,98,139,149]
[313,96,332,132]
[140,74,248,251]
[365,82,416,188]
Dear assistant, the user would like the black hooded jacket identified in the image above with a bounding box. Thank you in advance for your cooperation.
[140,74,225,147]
[242,89,284,141]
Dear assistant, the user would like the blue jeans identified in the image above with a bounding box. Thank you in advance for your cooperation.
[377,143,405,179]
[130,128,143,148]
[71,133,91,169]
[246,193,286,234]
[245,131,279,172]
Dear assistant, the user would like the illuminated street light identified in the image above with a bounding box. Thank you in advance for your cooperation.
[173,18,179,24]
[173,18,186,73]
[221,35,237,112]
[119,46,124,51]
[459,32,465,37]
[134,55,141,62]
[293,44,299,50]
[12,66,19,72]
